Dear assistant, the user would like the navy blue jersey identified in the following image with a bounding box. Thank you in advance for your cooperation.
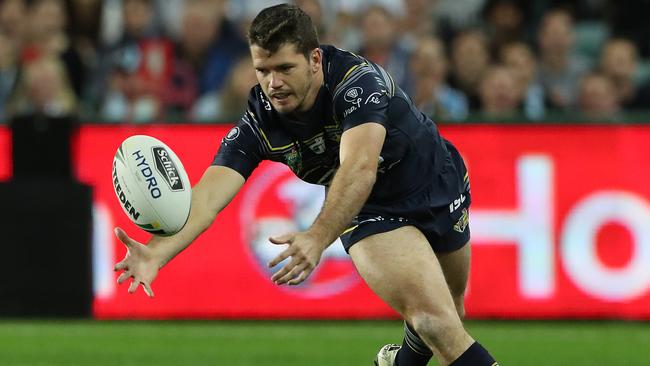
[213,45,466,207]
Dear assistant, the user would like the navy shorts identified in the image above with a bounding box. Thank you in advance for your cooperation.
[340,146,471,254]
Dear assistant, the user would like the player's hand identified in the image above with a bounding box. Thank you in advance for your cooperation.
[113,227,160,298]
[268,231,326,286]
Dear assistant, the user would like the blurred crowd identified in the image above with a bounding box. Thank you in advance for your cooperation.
[2,0,650,124]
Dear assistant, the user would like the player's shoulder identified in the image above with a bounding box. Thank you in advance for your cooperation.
[321,45,392,102]
[322,45,372,86]
[321,44,365,68]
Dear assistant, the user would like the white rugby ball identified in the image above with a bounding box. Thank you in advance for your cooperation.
[112,135,191,236]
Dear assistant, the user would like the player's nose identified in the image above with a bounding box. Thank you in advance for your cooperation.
[269,72,284,89]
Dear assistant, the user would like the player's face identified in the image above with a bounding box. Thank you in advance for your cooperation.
[251,43,322,114]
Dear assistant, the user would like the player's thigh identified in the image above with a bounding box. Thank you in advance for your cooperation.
[436,242,470,315]
[348,225,457,319]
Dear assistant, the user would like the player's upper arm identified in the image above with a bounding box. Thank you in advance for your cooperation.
[339,122,386,173]
[212,111,266,180]
[334,63,392,131]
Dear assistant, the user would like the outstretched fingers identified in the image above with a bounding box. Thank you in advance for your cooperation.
[128,278,139,293]
[274,262,308,285]
[287,269,312,286]
[268,243,294,268]
[269,233,294,245]
[114,227,134,249]
[271,256,298,283]
[142,282,154,298]
[117,271,131,284]
[114,259,128,271]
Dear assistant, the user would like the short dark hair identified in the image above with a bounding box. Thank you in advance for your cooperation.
[248,4,319,58]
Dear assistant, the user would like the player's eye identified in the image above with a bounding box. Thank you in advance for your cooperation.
[278,65,293,73]
[256,68,269,76]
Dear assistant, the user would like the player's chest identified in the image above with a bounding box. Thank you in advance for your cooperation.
[263,120,343,185]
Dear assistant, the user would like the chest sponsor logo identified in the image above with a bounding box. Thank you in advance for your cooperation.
[307,136,326,154]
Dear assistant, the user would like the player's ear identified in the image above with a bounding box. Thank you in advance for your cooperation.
[310,48,322,73]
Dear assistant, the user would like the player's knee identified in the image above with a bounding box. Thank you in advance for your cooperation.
[408,309,463,347]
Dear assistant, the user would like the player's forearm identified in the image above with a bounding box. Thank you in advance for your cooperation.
[146,184,220,267]
[308,161,376,247]
[146,166,244,268]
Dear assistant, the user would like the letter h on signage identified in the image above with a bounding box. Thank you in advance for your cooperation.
[470,155,650,302]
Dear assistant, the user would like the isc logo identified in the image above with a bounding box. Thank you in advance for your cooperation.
[449,193,467,213]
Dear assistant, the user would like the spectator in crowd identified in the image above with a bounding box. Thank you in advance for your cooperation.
[295,0,328,42]
[100,0,163,49]
[67,0,103,70]
[191,56,257,123]
[325,6,360,51]
[0,0,27,48]
[434,0,486,43]
[0,31,19,122]
[8,56,78,117]
[98,0,182,42]
[608,0,650,57]
[537,8,589,109]
[407,36,468,121]
[547,0,607,20]
[23,0,85,98]
[500,41,546,120]
[482,0,529,56]
[577,72,621,121]
[449,30,491,110]
[358,4,411,91]
[97,0,172,122]
[399,0,437,47]
[599,38,650,110]
[478,65,521,119]
[163,0,247,118]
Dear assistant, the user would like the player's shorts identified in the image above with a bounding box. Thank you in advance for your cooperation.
[340,145,471,254]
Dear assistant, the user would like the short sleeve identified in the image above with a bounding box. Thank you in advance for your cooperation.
[334,67,390,131]
[212,111,265,180]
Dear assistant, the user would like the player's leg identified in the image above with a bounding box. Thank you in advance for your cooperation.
[395,234,471,364]
[350,226,497,365]
[436,242,471,319]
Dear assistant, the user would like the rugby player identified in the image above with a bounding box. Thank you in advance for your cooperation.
[114,4,499,366]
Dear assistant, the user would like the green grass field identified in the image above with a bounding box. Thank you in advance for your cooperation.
[0,320,647,365]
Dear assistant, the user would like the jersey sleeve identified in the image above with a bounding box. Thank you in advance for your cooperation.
[212,108,266,180]
[333,64,391,131]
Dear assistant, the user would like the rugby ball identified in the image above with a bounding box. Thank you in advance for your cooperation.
[112,135,191,236]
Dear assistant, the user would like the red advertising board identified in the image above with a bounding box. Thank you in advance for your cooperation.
[0,128,10,181]
[1,124,650,319]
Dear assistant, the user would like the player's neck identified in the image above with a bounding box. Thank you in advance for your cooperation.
[298,70,324,113]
